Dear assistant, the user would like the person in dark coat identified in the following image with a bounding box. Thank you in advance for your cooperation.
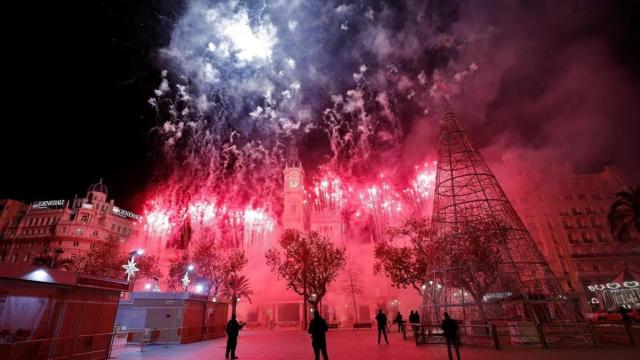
[225,314,245,359]
[394,312,404,332]
[375,309,389,344]
[308,310,329,360]
[441,312,461,360]
[409,311,419,335]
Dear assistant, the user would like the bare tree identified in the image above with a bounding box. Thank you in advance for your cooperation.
[168,251,191,291]
[265,229,346,327]
[340,255,364,324]
[443,219,508,320]
[31,254,75,270]
[374,217,434,296]
[192,238,248,297]
[72,238,128,279]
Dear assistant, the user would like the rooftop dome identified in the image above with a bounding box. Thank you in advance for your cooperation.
[88,179,108,195]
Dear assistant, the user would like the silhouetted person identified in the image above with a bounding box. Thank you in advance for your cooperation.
[394,312,404,332]
[225,314,245,359]
[620,307,632,324]
[441,312,461,360]
[409,311,420,335]
[308,310,329,360]
[375,309,389,344]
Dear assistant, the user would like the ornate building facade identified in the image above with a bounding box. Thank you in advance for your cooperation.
[497,153,639,310]
[0,181,141,264]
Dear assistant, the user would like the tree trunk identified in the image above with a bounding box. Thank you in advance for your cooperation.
[310,300,319,314]
[303,296,308,329]
[350,288,358,324]
[232,297,238,317]
[477,297,487,321]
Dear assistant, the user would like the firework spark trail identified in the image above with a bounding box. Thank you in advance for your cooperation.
[403,161,438,216]
[140,1,483,249]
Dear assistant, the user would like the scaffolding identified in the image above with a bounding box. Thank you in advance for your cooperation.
[424,100,578,324]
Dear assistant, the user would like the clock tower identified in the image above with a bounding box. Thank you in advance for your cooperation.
[283,152,306,232]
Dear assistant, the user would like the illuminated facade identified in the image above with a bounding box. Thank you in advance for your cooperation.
[498,153,639,310]
[0,180,141,264]
[268,159,419,328]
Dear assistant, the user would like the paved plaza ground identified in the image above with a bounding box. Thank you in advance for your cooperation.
[114,328,638,360]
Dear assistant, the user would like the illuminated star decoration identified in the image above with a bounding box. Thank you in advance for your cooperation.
[182,272,191,291]
[122,256,139,282]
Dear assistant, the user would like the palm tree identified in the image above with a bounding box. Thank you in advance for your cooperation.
[221,274,254,316]
[608,184,640,242]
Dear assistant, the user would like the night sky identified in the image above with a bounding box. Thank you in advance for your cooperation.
[1,0,639,212]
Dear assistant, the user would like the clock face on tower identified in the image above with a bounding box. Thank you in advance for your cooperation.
[289,179,298,189]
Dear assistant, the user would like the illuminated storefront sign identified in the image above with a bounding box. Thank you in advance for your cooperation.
[32,200,65,210]
[589,281,639,291]
[112,206,141,221]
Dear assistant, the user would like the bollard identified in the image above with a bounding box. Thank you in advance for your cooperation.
[536,324,548,349]
[588,323,599,348]
[624,322,636,349]
[491,324,501,350]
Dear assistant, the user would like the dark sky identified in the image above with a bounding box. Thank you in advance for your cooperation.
[1,0,639,212]
[1,1,185,211]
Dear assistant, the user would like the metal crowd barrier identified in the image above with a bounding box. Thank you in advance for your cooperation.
[2,325,227,360]
[413,321,639,350]
[3,330,145,360]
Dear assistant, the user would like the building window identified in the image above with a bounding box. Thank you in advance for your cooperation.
[582,232,592,243]
[597,232,607,243]
[73,241,79,247]
[562,219,572,229]
[23,253,30,263]
[92,231,98,237]
[80,214,89,223]
[593,264,600,272]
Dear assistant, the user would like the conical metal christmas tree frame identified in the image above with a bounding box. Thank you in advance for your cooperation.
[424,100,578,324]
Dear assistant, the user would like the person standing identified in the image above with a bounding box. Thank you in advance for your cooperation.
[394,312,404,332]
[225,314,245,359]
[408,311,417,335]
[308,310,330,360]
[441,312,461,360]
[375,309,389,344]
[413,311,421,336]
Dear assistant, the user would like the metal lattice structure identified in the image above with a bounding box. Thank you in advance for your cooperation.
[424,100,578,324]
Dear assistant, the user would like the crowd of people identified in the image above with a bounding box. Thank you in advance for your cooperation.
[225,310,462,360]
